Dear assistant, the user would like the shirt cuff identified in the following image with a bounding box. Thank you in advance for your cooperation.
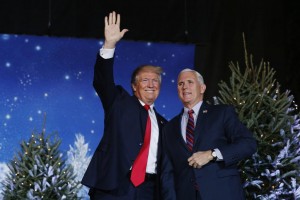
[214,148,223,161]
[99,47,115,59]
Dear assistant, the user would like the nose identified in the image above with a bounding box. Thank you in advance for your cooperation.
[148,80,154,87]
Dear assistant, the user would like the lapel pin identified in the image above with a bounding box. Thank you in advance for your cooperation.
[203,110,208,113]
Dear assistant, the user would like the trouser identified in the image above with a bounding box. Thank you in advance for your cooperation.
[89,173,157,200]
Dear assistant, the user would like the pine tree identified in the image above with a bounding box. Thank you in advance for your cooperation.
[216,35,300,199]
[2,129,81,200]
[66,133,92,199]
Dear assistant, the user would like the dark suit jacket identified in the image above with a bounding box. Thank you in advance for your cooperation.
[82,54,167,193]
[161,102,257,200]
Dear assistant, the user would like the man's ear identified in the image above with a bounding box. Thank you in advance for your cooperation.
[200,84,206,94]
[131,84,136,92]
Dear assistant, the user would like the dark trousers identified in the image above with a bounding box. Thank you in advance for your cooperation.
[89,175,157,200]
[195,190,202,200]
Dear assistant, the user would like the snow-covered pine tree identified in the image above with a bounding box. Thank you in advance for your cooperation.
[2,129,81,200]
[66,133,91,199]
[0,162,9,199]
[216,35,300,199]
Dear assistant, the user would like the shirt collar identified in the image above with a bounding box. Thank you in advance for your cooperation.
[139,100,154,112]
[184,101,203,117]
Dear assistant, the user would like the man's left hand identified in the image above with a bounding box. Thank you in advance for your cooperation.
[187,150,213,168]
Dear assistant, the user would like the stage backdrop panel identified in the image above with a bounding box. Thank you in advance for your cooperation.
[0,34,195,163]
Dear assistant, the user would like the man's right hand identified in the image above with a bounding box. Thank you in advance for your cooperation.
[103,11,128,49]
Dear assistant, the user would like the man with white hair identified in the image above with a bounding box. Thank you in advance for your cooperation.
[161,68,257,200]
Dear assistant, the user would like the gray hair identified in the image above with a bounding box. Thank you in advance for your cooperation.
[178,68,205,84]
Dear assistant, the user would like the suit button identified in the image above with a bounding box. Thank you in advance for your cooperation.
[139,143,143,146]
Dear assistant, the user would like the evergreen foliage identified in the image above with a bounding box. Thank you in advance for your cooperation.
[216,35,300,199]
[1,128,81,200]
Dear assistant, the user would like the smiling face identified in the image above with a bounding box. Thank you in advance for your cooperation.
[132,70,161,105]
[177,70,206,109]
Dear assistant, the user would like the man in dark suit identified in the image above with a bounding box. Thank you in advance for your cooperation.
[82,11,167,200]
[161,69,257,200]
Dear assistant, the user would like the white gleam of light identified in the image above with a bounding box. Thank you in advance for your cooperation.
[35,45,41,51]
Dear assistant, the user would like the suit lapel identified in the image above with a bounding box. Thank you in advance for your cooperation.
[193,102,209,149]
[175,110,193,152]
[133,96,148,139]
[154,107,166,132]
[154,108,166,161]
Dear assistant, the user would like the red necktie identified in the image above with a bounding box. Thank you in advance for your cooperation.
[130,104,151,187]
[186,109,194,151]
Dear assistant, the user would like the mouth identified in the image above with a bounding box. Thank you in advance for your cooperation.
[145,89,155,93]
[183,92,191,96]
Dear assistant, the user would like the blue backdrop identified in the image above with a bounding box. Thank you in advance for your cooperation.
[0,34,195,163]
